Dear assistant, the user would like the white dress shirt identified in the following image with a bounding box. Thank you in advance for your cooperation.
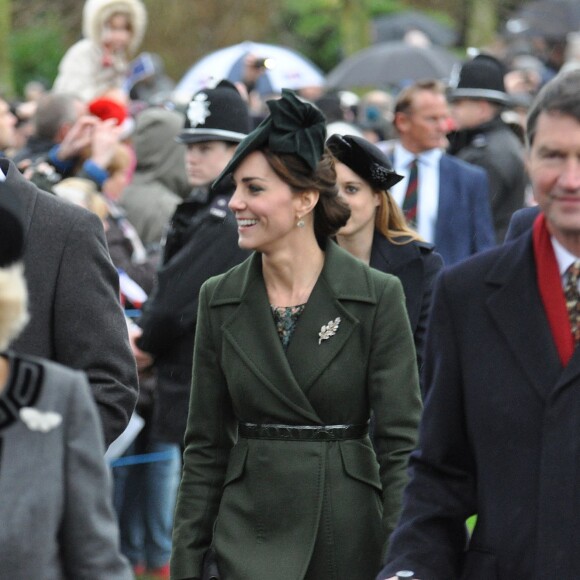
[390,143,442,243]
[552,236,580,288]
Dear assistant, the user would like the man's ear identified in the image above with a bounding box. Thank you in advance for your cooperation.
[393,111,408,134]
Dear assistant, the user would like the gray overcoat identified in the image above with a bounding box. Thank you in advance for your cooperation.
[0,352,132,579]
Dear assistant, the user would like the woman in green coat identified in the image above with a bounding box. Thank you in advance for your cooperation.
[170,90,422,580]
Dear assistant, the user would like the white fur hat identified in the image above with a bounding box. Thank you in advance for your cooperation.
[82,0,148,55]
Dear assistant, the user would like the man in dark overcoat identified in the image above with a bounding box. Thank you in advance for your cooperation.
[379,69,580,579]
[447,54,527,243]
[2,158,138,447]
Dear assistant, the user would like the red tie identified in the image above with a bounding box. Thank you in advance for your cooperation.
[402,158,418,228]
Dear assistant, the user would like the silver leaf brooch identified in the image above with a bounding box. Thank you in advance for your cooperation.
[20,407,62,433]
[318,317,341,344]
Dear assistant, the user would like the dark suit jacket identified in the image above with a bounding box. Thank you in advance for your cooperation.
[2,159,138,446]
[504,205,541,241]
[434,154,495,266]
[370,232,443,373]
[381,144,495,266]
[380,231,580,579]
[171,241,422,580]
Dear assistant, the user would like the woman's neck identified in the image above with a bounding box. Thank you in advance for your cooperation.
[336,227,374,265]
[262,240,325,307]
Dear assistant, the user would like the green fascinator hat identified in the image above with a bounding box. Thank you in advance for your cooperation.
[212,89,327,189]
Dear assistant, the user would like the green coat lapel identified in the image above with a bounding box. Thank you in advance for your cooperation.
[214,243,378,420]
[217,254,322,423]
[285,243,377,393]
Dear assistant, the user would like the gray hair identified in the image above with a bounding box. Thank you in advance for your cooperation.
[34,93,81,141]
[526,69,580,147]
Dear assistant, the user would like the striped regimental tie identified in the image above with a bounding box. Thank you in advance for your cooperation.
[565,260,580,345]
[402,157,418,229]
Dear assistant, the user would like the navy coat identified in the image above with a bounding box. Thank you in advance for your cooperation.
[381,144,494,266]
[434,154,495,266]
[504,205,540,241]
[380,230,580,579]
[370,232,443,373]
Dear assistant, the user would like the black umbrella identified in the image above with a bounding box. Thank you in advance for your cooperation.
[505,0,580,40]
[326,41,461,91]
[372,11,458,47]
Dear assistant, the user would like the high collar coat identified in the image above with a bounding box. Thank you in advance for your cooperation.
[382,230,580,579]
[0,352,131,579]
[171,241,422,580]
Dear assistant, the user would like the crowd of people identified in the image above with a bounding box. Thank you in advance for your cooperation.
[3,0,580,578]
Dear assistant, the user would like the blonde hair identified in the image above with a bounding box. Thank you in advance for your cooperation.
[0,264,29,351]
[52,178,110,222]
[375,189,422,244]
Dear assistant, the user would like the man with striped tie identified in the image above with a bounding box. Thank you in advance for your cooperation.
[379,69,580,580]
[383,80,495,266]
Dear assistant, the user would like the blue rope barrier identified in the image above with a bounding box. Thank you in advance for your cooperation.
[110,450,176,467]
[124,309,141,319]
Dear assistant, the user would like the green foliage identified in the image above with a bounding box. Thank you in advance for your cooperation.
[275,0,407,73]
[273,0,340,73]
[10,15,67,97]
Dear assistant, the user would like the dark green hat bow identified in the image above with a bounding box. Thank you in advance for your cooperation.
[213,89,327,189]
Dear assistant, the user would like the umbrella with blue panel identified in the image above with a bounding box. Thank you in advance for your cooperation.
[174,41,325,102]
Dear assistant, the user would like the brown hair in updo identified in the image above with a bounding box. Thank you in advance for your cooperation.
[262,147,351,247]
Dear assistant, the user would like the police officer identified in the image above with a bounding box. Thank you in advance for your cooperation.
[447,54,527,243]
[117,80,251,575]
[135,80,251,445]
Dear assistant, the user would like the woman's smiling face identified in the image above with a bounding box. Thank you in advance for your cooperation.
[228,151,303,253]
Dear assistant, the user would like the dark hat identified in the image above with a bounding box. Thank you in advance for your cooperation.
[326,134,403,190]
[213,89,327,189]
[177,79,251,144]
[448,54,512,106]
[0,184,25,267]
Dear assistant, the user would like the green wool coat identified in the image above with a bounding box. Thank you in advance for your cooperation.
[171,241,422,580]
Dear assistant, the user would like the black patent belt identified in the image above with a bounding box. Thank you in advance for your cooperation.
[238,422,368,441]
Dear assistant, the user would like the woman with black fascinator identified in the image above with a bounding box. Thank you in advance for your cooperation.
[171,90,421,580]
[327,134,444,374]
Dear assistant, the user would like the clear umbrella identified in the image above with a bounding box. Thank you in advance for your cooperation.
[174,41,325,102]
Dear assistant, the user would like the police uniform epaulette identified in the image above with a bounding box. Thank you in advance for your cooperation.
[471,133,488,148]
[209,194,229,220]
